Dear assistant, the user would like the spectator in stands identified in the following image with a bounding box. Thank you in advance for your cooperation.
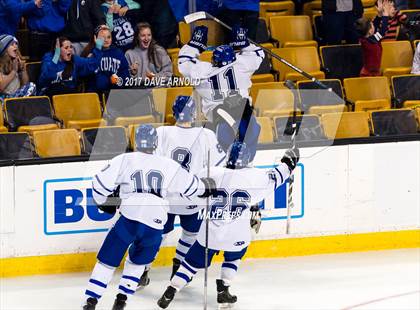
[412,43,420,74]
[0,35,36,104]
[26,0,72,61]
[81,25,130,94]
[354,0,392,76]
[125,22,172,86]
[100,0,138,51]
[38,36,103,97]
[322,0,364,45]
[0,0,42,36]
[373,0,406,41]
[217,0,259,41]
[60,0,106,55]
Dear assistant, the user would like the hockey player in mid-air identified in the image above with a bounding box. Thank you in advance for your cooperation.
[82,125,216,310]
[178,24,264,161]
[157,142,300,309]
[137,95,226,288]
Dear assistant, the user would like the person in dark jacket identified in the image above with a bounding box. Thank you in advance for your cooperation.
[81,25,130,94]
[322,0,364,45]
[27,0,73,61]
[60,0,106,55]
[0,0,42,35]
[38,36,103,96]
[354,0,392,76]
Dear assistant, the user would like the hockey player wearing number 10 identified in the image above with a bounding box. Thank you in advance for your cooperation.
[178,25,264,161]
[137,96,226,288]
[157,142,300,309]
[82,125,217,310]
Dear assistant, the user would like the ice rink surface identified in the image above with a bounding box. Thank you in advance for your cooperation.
[1,249,419,310]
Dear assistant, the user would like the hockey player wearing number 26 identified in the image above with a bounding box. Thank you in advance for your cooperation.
[178,25,264,161]
[158,143,300,309]
[82,124,217,310]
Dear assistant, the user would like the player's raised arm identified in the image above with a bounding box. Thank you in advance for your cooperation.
[231,26,264,73]
[268,147,300,191]
[178,25,214,79]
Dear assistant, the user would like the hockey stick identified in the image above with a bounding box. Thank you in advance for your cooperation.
[284,80,300,235]
[203,149,210,310]
[184,11,329,90]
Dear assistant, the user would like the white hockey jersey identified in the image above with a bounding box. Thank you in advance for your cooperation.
[196,163,290,252]
[155,125,226,215]
[92,152,206,229]
[178,44,264,120]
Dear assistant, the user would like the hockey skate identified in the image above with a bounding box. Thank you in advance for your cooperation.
[111,293,127,310]
[216,279,237,309]
[136,268,150,290]
[157,286,177,309]
[82,297,98,310]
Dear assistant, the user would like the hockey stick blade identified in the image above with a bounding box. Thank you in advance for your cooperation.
[184,11,207,24]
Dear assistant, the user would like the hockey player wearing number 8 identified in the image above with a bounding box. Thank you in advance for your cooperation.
[136,96,226,289]
[157,142,300,309]
[82,125,217,310]
[178,25,264,161]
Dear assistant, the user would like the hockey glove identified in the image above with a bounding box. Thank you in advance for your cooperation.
[188,25,208,52]
[281,147,300,172]
[229,26,250,49]
[198,177,217,198]
[250,204,262,233]
[97,186,121,214]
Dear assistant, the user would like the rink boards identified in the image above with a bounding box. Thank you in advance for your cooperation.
[1,141,419,277]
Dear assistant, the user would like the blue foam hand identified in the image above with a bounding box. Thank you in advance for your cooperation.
[188,25,208,52]
[230,26,249,49]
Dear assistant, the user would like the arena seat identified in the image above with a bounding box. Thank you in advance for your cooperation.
[250,82,294,116]
[308,104,347,114]
[255,18,271,44]
[152,87,193,124]
[296,79,344,112]
[0,132,34,160]
[114,115,157,127]
[81,126,128,155]
[321,112,370,139]
[25,61,41,84]
[53,93,103,129]
[260,1,295,23]
[381,41,413,79]
[391,75,420,108]
[256,117,274,143]
[269,16,317,48]
[274,114,325,142]
[271,47,325,81]
[33,129,81,158]
[4,96,59,134]
[354,99,391,112]
[343,77,391,108]
[320,44,363,80]
[105,89,159,124]
[370,109,418,136]
[0,109,8,132]
[402,101,420,108]
[303,0,321,19]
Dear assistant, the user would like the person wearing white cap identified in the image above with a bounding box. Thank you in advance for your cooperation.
[0,35,36,104]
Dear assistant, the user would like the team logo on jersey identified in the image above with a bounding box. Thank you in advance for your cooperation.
[43,177,117,235]
[234,241,245,246]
